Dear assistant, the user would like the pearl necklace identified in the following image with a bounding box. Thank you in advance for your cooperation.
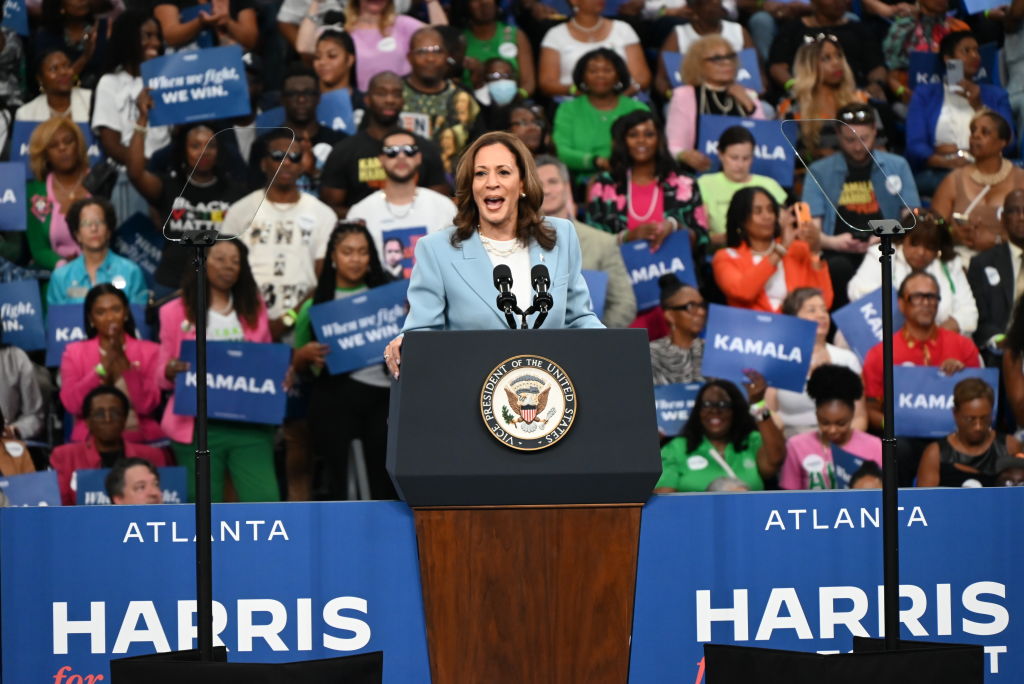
[570,16,605,37]
[627,170,660,223]
[479,233,523,258]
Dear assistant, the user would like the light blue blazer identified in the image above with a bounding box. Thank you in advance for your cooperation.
[402,217,605,332]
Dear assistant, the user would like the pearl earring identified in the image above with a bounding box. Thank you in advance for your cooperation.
[521,192,526,198]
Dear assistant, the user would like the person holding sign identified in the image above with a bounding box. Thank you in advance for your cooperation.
[59,284,164,444]
[291,222,396,500]
[383,131,602,377]
[649,273,707,385]
[51,386,168,505]
[917,377,1021,487]
[654,375,785,492]
[47,198,148,306]
[584,109,708,251]
[780,364,881,490]
[159,239,279,502]
[106,457,163,505]
[711,187,832,313]
[664,35,766,173]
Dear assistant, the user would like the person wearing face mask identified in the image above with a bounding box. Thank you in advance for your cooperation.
[456,0,535,96]
[16,49,93,122]
[48,198,148,306]
[779,364,881,490]
[848,210,976,335]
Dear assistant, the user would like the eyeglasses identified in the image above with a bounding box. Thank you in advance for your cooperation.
[485,71,514,82]
[80,219,107,228]
[839,109,873,124]
[665,301,707,313]
[382,144,419,158]
[803,32,839,44]
[704,53,738,64]
[269,149,303,163]
[411,45,444,55]
[699,400,733,411]
[89,407,126,421]
[905,292,941,305]
[999,478,1024,486]
[283,88,318,99]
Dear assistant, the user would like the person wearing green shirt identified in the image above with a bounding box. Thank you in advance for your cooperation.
[552,48,648,183]
[655,374,786,493]
[290,222,396,501]
[697,125,788,247]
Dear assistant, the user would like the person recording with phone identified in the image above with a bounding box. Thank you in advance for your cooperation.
[382,131,603,379]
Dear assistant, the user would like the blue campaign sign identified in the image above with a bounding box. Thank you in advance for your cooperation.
[654,382,702,436]
[45,304,151,367]
[75,467,187,505]
[699,114,795,187]
[1,0,28,35]
[10,121,103,167]
[114,212,162,288]
[141,45,252,126]
[832,288,904,362]
[0,279,45,351]
[663,48,762,92]
[620,230,698,311]
[964,0,1005,14]
[178,3,215,48]
[629,488,1024,683]
[309,280,409,375]
[381,226,427,278]
[318,88,355,133]
[582,269,608,321]
[0,162,26,232]
[255,106,285,128]
[0,470,60,506]
[831,443,866,489]
[893,366,1000,438]
[908,43,1000,87]
[1,501,432,683]
[174,340,291,424]
[701,304,816,392]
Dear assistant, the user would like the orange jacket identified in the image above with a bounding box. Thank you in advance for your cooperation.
[711,240,833,313]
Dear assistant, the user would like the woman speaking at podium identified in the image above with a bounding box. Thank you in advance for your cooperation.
[383,131,603,378]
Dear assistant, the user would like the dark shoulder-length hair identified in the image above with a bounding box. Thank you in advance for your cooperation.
[572,48,630,95]
[608,110,677,187]
[84,283,137,339]
[451,130,554,250]
[680,379,756,453]
[104,10,161,74]
[313,223,391,305]
[724,186,780,249]
[169,123,227,179]
[181,239,262,329]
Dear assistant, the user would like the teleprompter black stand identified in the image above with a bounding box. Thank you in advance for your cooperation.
[703,220,985,681]
[387,329,662,683]
[110,231,383,682]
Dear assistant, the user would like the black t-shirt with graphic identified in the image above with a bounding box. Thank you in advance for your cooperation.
[834,160,883,238]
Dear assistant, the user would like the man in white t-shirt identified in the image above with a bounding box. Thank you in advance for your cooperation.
[221,129,335,339]
[347,128,456,279]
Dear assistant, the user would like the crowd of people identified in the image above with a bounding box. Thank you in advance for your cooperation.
[3,0,1024,503]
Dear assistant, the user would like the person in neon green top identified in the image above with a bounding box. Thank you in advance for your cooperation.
[457,0,536,96]
[655,374,786,493]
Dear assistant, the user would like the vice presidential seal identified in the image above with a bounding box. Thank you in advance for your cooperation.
[480,354,577,451]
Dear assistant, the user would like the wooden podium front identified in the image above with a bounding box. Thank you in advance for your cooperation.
[387,330,661,684]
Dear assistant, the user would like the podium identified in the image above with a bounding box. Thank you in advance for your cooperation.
[387,329,661,683]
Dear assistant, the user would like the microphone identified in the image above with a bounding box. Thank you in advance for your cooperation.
[529,264,553,329]
[492,265,520,329]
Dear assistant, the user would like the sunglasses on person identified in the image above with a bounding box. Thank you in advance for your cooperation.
[665,301,707,313]
[382,144,419,158]
[803,32,839,44]
[699,400,733,411]
[703,52,738,64]
[839,109,873,124]
[269,149,303,163]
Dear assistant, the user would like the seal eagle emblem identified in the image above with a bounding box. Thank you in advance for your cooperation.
[480,355,577,451]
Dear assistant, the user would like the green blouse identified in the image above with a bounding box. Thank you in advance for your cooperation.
[656,433,764,493]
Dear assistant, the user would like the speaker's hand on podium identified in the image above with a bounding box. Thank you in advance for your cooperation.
[384,334,404,379]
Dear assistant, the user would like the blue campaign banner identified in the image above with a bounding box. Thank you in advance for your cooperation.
[381,226,427,278]
[663,48,762,92]
[908,43,1000,87]
[45,304,152,367]
[0,161,26,232]
[318,89,355,133]
[255,106,285,128]
[113,213,162,288]
[654,382,702,436]
[698,114,795,187]
[964,0,1005,14]
[1,502,432,683]
[831,443,865,489]
[0,470,60,506]
[701,304,816,392]
[141,45,252,127]
[1,0,28,35]
[75,467,187,505]
[582,269,608,321]
[832,288,904,362]
[309,280,409,376]
[620,230,698,311]
[629,489,1024,683]
[893,366,1000,438]
[174,340,291,424]
[0,279,45,351]
[9,121,103,167]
